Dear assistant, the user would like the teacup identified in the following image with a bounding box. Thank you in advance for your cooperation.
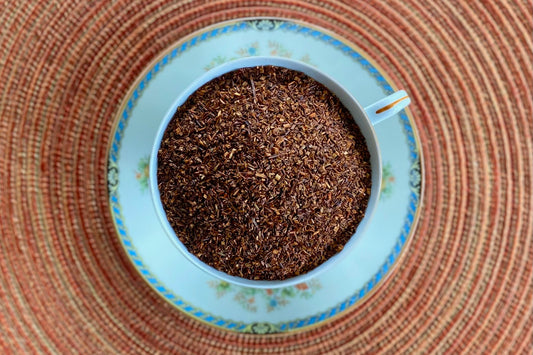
[149,56,410,288]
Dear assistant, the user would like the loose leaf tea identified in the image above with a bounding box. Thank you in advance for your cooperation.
[157,66,371,280]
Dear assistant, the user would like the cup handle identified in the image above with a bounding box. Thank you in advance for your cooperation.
[364,90,411,126]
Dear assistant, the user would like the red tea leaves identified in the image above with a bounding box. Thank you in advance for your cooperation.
[157,66,371,281]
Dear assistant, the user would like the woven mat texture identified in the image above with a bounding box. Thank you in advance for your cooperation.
[1,1,532,354]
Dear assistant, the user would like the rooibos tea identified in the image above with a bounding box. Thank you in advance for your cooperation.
[157,66,371,280]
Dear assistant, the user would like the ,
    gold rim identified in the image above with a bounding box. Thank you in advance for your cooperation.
[106,17,424,335]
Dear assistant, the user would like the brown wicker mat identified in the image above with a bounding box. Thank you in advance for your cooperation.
[1,1,532,353]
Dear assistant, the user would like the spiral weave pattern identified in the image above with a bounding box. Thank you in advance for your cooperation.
[1,1,531,353]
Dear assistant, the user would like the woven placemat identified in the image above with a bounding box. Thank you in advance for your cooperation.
[1,1,532,353]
